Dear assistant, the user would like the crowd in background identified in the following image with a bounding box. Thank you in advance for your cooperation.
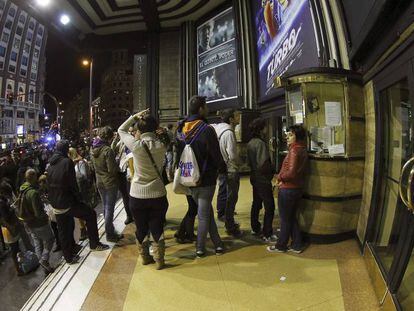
[0,95,308,275]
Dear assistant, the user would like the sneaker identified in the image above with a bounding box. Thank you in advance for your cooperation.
[91,243,110,252]
[72,243,83,255]
[39,260,55,273]
[124,217,134,225]
[67,255,81,265]
[269,234,278,242]
[266,245,286,253]
[215,247,225,256]
[226,228,243,238]
[251,230,262,237]
[196,250,206,258]
[262,235,278,243]
[288,247,304,254]
[107,233,124,243]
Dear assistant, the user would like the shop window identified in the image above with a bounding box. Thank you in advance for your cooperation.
[5,20,12,30]
[2,33,9,43]
[10,51,17,62]
[16,26,23,36]
[16,111,25,118]
[13,38,20,49]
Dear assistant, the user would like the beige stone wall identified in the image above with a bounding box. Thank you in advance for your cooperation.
[158,31,180,125]
[357,81,376,242]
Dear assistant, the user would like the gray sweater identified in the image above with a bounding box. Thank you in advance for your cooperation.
[118,116,167,199]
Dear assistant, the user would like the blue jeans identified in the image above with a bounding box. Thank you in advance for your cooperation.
[98,186,118,238]
[276,188,303,250]
[191,186,223,252]
[28,224,54,262]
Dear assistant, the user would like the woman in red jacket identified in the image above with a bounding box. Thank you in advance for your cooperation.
[268,125,308,254]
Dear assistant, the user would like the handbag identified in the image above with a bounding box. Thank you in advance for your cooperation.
[142,141,170,185]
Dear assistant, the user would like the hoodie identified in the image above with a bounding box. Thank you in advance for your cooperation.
[176,115,226,187]
[47,151,80,210]
[212,123,240,173]
[19,182,49,228]
[91,138,119,189]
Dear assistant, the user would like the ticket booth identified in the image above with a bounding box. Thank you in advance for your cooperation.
[277,68,365,242]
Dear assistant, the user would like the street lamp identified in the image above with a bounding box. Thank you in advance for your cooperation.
[82,58,93,134]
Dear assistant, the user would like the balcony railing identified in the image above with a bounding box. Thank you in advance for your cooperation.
[0,98,41,110]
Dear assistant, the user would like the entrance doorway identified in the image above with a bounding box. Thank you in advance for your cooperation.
[368,51,414,309]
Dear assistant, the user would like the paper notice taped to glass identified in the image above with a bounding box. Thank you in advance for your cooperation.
[328,144,345,155]
[325,101,342,126]
[295,112,304,124]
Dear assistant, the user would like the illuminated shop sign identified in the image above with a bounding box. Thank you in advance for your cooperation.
[16,124,24,136]
[252,0,320,99]
[197,7,238,106]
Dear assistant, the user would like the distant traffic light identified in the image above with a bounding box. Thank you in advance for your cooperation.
[7,93,14,105]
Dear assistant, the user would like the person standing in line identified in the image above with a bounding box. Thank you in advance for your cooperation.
[213,109,242,237]
[118,109,169,270]
[18,169,55,274]
[91,127,124,243]
[176,96,226,258]
[247,118,277,243]
[111,133,134,225]
[47,140,109,265]
[268,125,308,254]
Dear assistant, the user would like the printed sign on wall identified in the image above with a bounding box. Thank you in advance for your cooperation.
[252,0,320,99]
[197,7,238,106]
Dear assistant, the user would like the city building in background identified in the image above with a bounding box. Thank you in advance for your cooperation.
[0,0,47,146]
[99,49,133,130]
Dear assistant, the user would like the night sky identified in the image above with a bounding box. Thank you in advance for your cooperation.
[44,32,109,118]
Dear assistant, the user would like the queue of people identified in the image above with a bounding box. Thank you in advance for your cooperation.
[0,94,308,275]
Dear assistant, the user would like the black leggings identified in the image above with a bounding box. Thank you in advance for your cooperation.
[129,196,168,243]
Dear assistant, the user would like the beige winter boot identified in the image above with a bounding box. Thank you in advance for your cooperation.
[151,239,165,270]
[136,240,155,265]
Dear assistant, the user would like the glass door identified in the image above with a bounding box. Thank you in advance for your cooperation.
[370,58,414,309]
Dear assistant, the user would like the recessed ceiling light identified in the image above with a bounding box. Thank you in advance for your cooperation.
[36,0,51,7]
[60,14,70,25]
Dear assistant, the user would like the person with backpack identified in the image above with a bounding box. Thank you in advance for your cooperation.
[0,193,24,276]
[176,96,226,258]
[18,169,55,274]
[118,109,169,270]
[111,134,134,225]
[91,127,124,243]
[247,118,277,243]
[47,140,109,265]
[69,147,91,241]
[212,108,242,237]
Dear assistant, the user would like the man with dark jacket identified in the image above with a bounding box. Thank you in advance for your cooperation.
[19,169,55,273]
[247,118,276,243]
[176,96,227,257]
[91,126,123,242]
[47,140,109,264]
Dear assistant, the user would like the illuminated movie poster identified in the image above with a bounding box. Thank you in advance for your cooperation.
[253,0,320,99]
[197,8,238,106]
